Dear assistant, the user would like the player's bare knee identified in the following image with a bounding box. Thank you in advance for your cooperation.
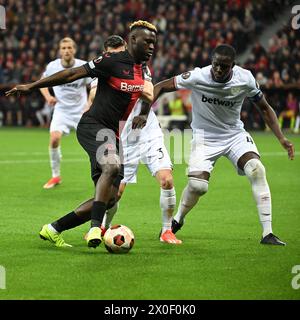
[102,163,120,179]
[244,159,266,180]
[100,154,121,177]
[50,137,60,148]
[160,175,174,190]
[187,177,209,196]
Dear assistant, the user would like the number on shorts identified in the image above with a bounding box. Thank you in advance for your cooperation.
[157,147,164,160]
[246,136,254,144]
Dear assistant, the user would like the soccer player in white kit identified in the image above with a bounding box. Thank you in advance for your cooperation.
[152,44,295,245]
[40,37,92,189]
[87,36,181,244]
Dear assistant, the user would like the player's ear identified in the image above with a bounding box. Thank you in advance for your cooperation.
[131,34,137,44]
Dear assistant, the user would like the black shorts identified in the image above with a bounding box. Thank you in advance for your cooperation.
[76,119,124,186]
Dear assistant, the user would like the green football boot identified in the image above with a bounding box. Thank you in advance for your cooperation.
[39,224,72,248]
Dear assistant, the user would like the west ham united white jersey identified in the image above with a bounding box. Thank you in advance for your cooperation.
[175,65,262,140]
[121,99,162,146]
[43,59,92,116]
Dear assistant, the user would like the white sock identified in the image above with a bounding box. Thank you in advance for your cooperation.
[102,202,119,229]
[48,223,58,233]
[160,187,176,233]
[174,185,200,224]
[244,159,272,238]
[49,146,62,177]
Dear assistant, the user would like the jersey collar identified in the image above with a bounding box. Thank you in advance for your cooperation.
[210,68,233,83]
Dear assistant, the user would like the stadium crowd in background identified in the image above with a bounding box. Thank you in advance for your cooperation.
[0,0,299,130]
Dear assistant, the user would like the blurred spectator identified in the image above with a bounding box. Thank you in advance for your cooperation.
[3,95,22,126]
[278,92,298,130]
[23,91,44,127]
[166,92,188,130]
[0,0,294,129]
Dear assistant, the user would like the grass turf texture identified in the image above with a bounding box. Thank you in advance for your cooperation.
[0,127,299,300]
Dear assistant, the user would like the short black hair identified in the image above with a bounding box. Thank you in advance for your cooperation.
[104,35,125,50]
[212,44,236,61]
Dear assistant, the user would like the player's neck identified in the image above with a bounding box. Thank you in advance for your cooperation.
[61,58,75,68]
[211,69,233,83]
[127,47,142,64]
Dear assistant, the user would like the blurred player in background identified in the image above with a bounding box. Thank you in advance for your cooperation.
[87,36,181,244]
[151,44,294,246]
[40,37,92,189]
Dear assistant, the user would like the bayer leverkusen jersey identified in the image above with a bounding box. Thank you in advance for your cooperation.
[82,50,146,137]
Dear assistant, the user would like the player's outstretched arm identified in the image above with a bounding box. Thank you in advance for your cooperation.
[255,95,295,160]
[5,66,89,97]
[153,77,177,102]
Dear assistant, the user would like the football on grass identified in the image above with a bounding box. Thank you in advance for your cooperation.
[103,224,134,254]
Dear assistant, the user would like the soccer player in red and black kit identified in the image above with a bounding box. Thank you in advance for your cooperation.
[6,21,157,248]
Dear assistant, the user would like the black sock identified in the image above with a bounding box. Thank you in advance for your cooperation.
[91,201,107,228]
[52,211,86,233]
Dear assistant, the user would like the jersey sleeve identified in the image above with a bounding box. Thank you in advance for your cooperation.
[83,76,94,86]
[90,78,98,88]
[246,71,263,102]
[83,53,114,78]
[142,63,152,81]
[42,63,51,78]
[174,68,199,90]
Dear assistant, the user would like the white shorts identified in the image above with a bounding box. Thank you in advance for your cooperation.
[50,111,81,135]
[188,131,260,176]
[122,136,173,184]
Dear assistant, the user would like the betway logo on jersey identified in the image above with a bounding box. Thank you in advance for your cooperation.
[120,82,144,92]
[202,94,236,107]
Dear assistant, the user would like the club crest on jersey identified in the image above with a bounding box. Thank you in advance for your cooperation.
[231,86,241,95]
[181,72,191,80]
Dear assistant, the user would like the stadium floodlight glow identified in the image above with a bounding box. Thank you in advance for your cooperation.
[0,5,5,29]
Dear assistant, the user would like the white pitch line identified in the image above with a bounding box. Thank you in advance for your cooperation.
[0,151,82,156]
[0,158,86,164]
[0,152,298,165]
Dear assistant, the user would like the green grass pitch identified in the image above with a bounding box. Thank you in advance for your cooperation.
[0,127,299,300]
